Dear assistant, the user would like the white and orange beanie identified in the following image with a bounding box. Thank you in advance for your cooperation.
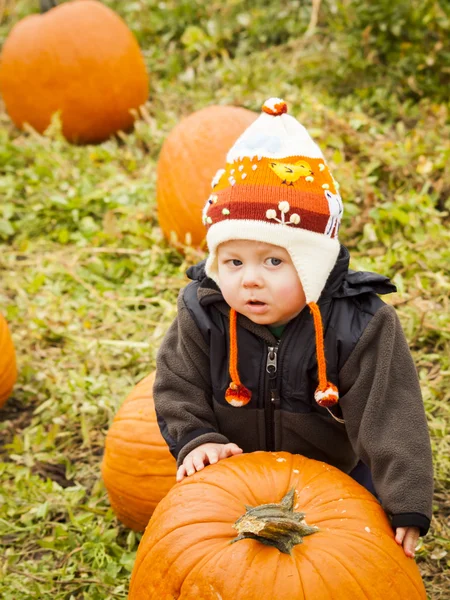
[202,98,344,409]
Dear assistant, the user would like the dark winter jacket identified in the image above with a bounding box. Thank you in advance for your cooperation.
[154,246,433,535]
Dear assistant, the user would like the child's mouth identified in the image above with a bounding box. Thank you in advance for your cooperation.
[246,300,268,314]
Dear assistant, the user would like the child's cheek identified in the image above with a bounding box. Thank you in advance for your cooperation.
[273,281,298,298]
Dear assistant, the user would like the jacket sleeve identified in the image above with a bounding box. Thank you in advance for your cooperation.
[339,304,433,536]
[154,290,230,466]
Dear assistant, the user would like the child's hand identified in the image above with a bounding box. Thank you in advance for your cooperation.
[176,442,243,482]
[395,527,420,558]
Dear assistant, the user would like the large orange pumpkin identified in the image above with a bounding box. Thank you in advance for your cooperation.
[101,372,176,531]
[129,451,426,599]
[157,105,256,247]
[0,0,149,144]
[0,313,17,409]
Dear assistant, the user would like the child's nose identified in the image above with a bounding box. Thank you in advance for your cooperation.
[242,267,263,287]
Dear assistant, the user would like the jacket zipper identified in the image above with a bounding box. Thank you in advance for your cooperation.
[265,345,279,451]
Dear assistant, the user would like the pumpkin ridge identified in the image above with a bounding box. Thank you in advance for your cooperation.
[102,467,173,483]
[134,531,229,596]
[102,467,172,483]
[295,546,346,599]
[310,545,376,599]
[306,497,382,520]
[237,543,273,600]
[312,534,417,598]
[289,463,344,491]
[103,480,172,500]
[333,529,425,597]
[183,540,269,600]
[0,368,15,386]
[212,456,266,507]
[181,475,260,510]
[286,547,304,600]
[177,538,242,597]
[142,512,237,546]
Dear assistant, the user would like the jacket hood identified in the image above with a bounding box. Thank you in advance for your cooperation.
[186,245,396,301]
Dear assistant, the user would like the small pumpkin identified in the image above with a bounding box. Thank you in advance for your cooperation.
[0,0,149,144]
[129,451,426,599]
[0,313,17,409]
[101,372,176,531]
[157,104,256,247]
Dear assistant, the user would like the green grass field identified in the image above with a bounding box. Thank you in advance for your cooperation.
[1,1,449,598]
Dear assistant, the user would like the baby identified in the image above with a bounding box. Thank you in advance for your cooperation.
[154,98,433,558]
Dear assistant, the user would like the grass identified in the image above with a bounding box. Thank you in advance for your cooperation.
[0,0,449,598]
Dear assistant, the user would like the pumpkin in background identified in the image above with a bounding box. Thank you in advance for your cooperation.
[157,105,256,247]
[101,372,176,531]
[129,451,426,599]
[0,0,149,144]
[0,313,17,409]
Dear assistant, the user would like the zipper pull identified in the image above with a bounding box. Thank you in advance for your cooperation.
[266,346,278,376]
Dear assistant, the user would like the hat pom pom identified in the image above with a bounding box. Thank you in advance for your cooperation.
[314,382,339,408]
[262,98,288,116]
[225,382,252,407]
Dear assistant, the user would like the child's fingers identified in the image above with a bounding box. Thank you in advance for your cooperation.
[395,527,406,545]
[395,527,419,558]
[222,443,243,457]
[176,464,187,482]
[403,529,420,558]
[205,449,219,464]
[183,455,197,477]
[192,453,207,471]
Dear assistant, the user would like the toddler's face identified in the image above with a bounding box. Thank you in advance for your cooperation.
[217,240,306,327]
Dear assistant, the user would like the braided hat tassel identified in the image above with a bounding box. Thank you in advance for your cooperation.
[225,309,252,407]
[308,302,339,407]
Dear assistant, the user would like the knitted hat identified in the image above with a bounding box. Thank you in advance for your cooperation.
[202,98,344,409]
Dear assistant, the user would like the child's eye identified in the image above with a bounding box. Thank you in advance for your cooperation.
[266,257,282,266]
[229,259,242,267]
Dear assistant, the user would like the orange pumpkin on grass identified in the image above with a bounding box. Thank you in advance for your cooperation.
[157,104,256,247]
[129,451,426,599]
[0,312,17,409]
[0,0,149,144]
[101,372,176,531]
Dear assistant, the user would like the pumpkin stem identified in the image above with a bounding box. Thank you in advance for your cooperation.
[40,0,58,13]
[231,489,319,555]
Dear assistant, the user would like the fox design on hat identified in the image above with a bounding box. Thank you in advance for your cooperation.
[203,97,343,410]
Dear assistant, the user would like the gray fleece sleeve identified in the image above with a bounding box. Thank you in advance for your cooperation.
[339,304,433,524]
[153,291,229,466]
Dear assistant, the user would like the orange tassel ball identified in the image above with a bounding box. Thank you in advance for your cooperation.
[0,313,17,409]
[101,372,176,531]
[0,0,149,144]
[157,105,256,247]
[129,451,426,599]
